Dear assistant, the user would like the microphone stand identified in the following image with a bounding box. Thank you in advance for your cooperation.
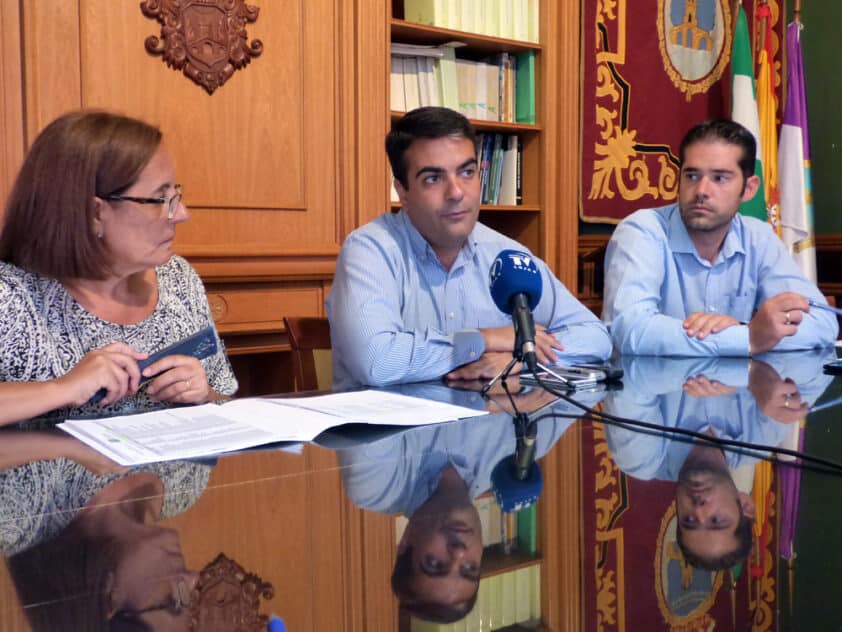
[481,319,572,396]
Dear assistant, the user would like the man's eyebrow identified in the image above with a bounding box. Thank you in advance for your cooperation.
[413,158,477,180]
[414,166,445,180]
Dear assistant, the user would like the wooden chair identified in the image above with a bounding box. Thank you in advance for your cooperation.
[283,316,332,391]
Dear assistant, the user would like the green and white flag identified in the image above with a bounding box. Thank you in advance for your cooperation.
[730,5,767,220]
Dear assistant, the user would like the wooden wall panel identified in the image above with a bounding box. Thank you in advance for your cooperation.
[164,449,347,631]
[0,1,24,206]
[17,1,340,258]
[207,284,325,335]
[21,2,82,139]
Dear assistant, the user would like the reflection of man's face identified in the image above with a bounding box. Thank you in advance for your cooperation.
[675,464,753,562]
[401,502,483,606]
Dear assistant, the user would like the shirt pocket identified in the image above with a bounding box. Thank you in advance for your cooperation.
[728,292,756,322]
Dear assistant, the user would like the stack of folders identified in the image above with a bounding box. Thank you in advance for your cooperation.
[390,44,536,126]
[409,566,541,631]
[403,0,540,43]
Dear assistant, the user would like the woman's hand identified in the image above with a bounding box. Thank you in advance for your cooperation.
[58,342,147,406]
[143,355,210,404]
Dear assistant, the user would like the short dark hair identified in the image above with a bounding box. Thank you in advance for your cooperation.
[678,119,756,182]
[0,110,162,280]
[386,106,477,188]
[391,546,478,623]
[675,508,754,571]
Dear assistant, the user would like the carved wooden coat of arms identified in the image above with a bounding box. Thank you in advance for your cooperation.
[141,0,263,94]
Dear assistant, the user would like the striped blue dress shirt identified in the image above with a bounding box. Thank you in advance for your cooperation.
[327,211,611,389]
[602,204,838,356]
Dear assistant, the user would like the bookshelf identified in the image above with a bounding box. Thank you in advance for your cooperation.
[388,1,548,258]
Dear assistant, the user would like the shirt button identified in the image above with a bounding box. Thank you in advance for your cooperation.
[469,351,476,358]
[448,312,455,319]
[708,306,716,311]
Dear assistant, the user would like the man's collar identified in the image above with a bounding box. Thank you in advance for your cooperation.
[668,204,745,261]
[399,209,478,269]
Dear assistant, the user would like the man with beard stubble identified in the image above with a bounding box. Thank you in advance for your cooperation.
[602,119,837,356]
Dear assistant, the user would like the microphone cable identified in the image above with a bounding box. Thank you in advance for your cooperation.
[488,369,842,476]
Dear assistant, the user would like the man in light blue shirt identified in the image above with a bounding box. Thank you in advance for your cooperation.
[327,107,610,389]
[603,119,837,356]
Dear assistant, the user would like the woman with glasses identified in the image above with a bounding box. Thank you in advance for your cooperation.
[0,110,237,425]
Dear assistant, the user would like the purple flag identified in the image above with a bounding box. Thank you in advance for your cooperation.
[779,22,817,281]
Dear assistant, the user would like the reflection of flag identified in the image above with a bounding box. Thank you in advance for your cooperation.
[756,4,780,234]
[730,5,767,220]
[779,22,817,281]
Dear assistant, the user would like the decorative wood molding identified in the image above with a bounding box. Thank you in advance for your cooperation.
[140,0,264,94]
[190,553,274,631]
[186,253,337,282]
[549,0,580,288]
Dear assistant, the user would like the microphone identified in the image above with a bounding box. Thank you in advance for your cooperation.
[489,250,543,371]
[491,420,543,513]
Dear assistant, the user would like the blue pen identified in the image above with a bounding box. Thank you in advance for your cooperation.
[808,299,842,317]
[267,616,286,632]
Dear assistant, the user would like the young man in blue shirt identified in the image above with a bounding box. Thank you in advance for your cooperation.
[328,107,610,388]
[603,119,837,356]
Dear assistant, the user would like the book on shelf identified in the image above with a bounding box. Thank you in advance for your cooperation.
[515,50,535,124]
[403,57,421,110]
[477,133,520,206]
[516,503,537,554]
[498,134,519,206]
[391,45,531,126]
[390,57,406,112]
[403,0,540,43]
[391,42,446,58]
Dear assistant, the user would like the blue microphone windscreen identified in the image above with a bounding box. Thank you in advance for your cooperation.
[491,456,543,513]
[489,250,543,314]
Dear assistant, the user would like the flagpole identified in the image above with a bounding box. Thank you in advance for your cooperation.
[794,0,802,25]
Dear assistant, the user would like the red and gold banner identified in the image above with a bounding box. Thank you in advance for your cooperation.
[580,0,785,223]
[581,421,778,631]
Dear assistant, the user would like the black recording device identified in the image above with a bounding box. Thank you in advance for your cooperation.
[823,360,842,375]
[88,326,218,404]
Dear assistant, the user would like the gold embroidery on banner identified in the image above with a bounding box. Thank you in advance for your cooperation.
[749,488,777,632]
[588,0,682,208]
[596,0,626,65]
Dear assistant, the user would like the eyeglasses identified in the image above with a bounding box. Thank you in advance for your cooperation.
[103,184,184,220]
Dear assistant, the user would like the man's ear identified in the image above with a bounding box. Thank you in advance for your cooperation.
[397,522,411,554]
[741,174,761,202]
[738,491,756,519]
[394,178,409,207]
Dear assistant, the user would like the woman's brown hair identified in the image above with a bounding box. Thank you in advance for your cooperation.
[0,110,162,279]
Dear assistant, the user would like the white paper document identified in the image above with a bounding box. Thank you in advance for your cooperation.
[59,391,487,466]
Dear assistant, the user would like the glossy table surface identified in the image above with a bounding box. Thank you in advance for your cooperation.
[1,350,841,631]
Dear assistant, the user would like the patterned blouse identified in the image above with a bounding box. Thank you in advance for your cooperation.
[0,459,212,555]
[0,255,237,420]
